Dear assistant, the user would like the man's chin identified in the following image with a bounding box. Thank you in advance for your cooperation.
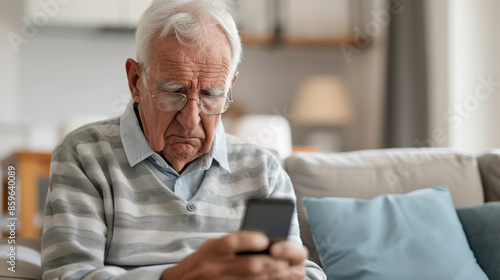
[165,143,202,160]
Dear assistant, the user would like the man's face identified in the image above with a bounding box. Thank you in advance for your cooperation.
[127,26,234,172]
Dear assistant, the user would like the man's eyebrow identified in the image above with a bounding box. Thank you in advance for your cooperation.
[157,81,184,91]
[205,86,226,96]
[157,81,226,96]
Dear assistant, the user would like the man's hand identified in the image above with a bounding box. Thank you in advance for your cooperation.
[161,231,308,280]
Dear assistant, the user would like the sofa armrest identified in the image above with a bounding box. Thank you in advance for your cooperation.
[477,149,500,202]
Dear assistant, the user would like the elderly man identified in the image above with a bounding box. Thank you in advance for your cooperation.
[42,0,325,279]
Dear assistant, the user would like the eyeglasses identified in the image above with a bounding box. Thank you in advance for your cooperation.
[144,75,233,116]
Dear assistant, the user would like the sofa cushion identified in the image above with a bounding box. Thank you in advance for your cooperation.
[477,149,500,201]
[457,202,500,279]
[303,186,488,280]
[285,148,484,265]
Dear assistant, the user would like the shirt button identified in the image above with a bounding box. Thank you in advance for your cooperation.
[155,160,161,166]
[186,203,195,212]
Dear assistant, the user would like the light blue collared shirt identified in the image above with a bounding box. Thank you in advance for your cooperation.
[120,100,229,201]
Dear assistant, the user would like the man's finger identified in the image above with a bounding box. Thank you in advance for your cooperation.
[222,254,289,276]
[202,231,270,256]
[269,241,309,265]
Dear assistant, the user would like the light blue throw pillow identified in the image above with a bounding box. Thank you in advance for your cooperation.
[303,186,488,280]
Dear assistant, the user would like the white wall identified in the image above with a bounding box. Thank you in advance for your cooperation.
[18,27,134,122]
[449,0,500,152]
[234,46,346,113]
[0,0,23,121]
[0,0,27,159]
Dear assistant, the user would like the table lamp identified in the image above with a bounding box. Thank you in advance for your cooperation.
[291,75,355,152]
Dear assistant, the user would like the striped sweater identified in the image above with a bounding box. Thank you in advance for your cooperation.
[41,116,325,279]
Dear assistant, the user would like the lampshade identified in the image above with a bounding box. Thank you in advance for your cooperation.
[291,76,355,126]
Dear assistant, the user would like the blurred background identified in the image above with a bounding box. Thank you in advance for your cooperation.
[1,0,500,237]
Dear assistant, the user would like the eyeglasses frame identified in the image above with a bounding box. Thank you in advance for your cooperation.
[142,70,233,116]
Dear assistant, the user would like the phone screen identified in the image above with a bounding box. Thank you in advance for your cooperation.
[240,198,294,242]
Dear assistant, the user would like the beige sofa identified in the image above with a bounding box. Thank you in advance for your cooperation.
[285,147,500,279]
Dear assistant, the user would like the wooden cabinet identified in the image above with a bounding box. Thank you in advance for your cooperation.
[1,151,52,238]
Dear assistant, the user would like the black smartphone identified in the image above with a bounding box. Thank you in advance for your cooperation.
[238,198,295,255]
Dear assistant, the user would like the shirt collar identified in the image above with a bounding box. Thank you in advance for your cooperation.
[120,99,230,172]
[120,100,155,167]
[210,119,230,172]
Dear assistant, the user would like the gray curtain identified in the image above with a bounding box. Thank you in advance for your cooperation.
[383,0,429,148]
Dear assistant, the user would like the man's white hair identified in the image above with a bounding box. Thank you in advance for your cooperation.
[136,0,242,90]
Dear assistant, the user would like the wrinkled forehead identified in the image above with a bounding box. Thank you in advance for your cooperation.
[148,25,232,73]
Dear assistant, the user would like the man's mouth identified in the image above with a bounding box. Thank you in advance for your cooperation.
[166,135,203,143]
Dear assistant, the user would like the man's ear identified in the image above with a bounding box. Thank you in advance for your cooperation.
[125,58,141,103]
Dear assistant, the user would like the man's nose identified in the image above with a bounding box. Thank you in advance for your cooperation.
[176,99,202,131]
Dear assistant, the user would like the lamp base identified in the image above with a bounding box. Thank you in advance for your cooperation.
[305,127,343,153]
